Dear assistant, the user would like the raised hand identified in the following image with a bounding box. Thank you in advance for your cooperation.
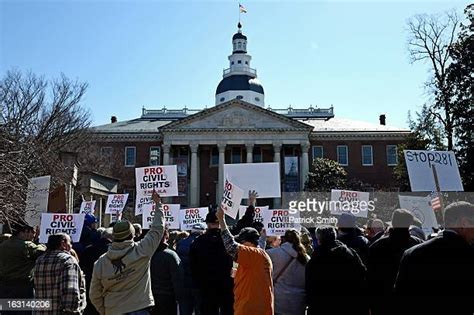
[151,189,161,205]
[248,190,258,206]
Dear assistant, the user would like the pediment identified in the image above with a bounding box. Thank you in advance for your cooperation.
[160,100,312,132]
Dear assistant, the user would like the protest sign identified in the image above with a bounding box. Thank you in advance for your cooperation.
[224,163,281,198]
[221,178,245,219]
[80,200,96,215]
[142,203,180,229]
[399,195,438,236]
[135,166,179,214]
[239,205,269,222]
[105,194,128,214]
[179,207,208,231]
[329,189,371,218]
[404,150,463,192]
[39,213,85,243]
[262,209,301,236]
[24,175,51,227]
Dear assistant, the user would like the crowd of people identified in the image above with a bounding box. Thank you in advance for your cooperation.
[0,190,473,315]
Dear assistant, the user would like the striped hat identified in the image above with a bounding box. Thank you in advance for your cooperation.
[113,220,135,241]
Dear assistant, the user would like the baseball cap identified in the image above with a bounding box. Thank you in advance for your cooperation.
[84,213,98,225]
[191,223,206,234]
[235,227,260,245]
[337,213,357,228]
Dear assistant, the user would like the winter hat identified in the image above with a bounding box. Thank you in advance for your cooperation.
[113,220,135,241]
[337,213,357,228]
[84,214,98,226]
[235,227,260,245]
[205,211,218,224]
[191,223,206,234]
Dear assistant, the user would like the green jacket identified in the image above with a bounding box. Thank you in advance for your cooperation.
[0,236,46,283]
[90,205,164,315]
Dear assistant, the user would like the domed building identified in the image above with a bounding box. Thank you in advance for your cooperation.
[215,22,265,106]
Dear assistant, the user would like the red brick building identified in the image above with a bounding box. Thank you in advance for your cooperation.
[91,23,410,208]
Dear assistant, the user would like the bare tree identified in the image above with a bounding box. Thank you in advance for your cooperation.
[407,11,460,150]
[0,70,91,225]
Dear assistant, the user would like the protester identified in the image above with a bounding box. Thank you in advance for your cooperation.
[0,233,12,244]
[306,225,368,315]
[89,191,165,315]
[265,235,281,249]
[267,229,309,315]
[230,190,259,235]
[150,229,181,315]
[190,211,234,315]
[367,209,423,315]
[0,222,45,315]
[300,226,314,256]
[366,218,385,244]
[34,233,86,314]
[168,230,189,251]
[80,228,113,315]
[74,214,100,258]
[176,223,206,315]
[395,202,474,315]
[337,212,370,263]
[217,206,274,315]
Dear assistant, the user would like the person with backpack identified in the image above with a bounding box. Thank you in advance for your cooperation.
[266,229,309,315]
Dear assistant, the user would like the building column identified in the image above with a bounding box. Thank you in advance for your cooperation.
[162,144,171,165]
[217,142,226,204]
[190,142,199,207]
[300,141,310,191]
[273,142,282,208]
[246,142,254,163]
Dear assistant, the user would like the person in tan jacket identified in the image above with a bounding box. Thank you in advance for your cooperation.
[90,191,164,315]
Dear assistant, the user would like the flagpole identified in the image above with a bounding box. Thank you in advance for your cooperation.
[239,3,241,24]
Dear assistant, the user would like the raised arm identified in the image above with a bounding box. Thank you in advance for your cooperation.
[217,207,240,261]
[136,190,165,257]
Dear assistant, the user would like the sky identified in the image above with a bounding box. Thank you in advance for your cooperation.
[0,0,469,128]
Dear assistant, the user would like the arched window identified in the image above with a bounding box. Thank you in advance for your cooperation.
[236,95,244,100]
[220,97,225,102]
[238,42,242,49]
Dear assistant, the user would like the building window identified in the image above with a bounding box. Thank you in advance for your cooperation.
[231,61,234,65]
[243,43,246,50]
[238,42,242,49]
[337,145,348,166]
[233,43,236,50]
[220,97,225,102]
[253,147,262,163]
[238,60,242,64]
[231,147,242,164]
[236,95,243,100]
[312,146,323,159]
[101,146,112,158]
[210,147,219,166]
[387,145,398,166]
[361,145,373,166]
[245,61,248,65]
[124,146,136,167]
[150,146,161,166]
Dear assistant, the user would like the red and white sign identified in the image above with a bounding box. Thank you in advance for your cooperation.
[105,194,128,214]
[179,207,208,231]
[239,205,269,222]
[329,189,371,218]
[221,178,244,219]
[262,209,300,236]
[135,166,179,214]
[142,203,180,230]
[80,200,96,215]
[39,213,85,243]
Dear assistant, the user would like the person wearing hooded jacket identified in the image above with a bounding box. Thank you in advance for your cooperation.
[305,225,368,315]
[266,229,309,315]
[89,191,164,315]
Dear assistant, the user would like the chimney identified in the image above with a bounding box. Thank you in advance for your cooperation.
[111,116,117,123]
[379,114,386,126]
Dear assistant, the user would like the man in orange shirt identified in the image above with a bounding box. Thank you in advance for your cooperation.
[216,191,274,315]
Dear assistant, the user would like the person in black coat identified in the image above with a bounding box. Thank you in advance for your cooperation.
[306,225,368,315]
[337,213,370,264]
[190,211,234,315]
[367,209,423,315]
[394,201,474,315]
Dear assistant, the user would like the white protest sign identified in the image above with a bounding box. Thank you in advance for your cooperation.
[80,200,96,215]
[239,205,269,222]
[224,163,281,198]
[329,189,371,218]
[179,207,208,231]
[399,195,438,236]
[39,213,85,243]
[404,150,463,192]
[142,203,180,230]
[105,194,128,214]
[221,178,245,219]
[135,166,179,214]
[24,176,51,227]
[262,209,301,236]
